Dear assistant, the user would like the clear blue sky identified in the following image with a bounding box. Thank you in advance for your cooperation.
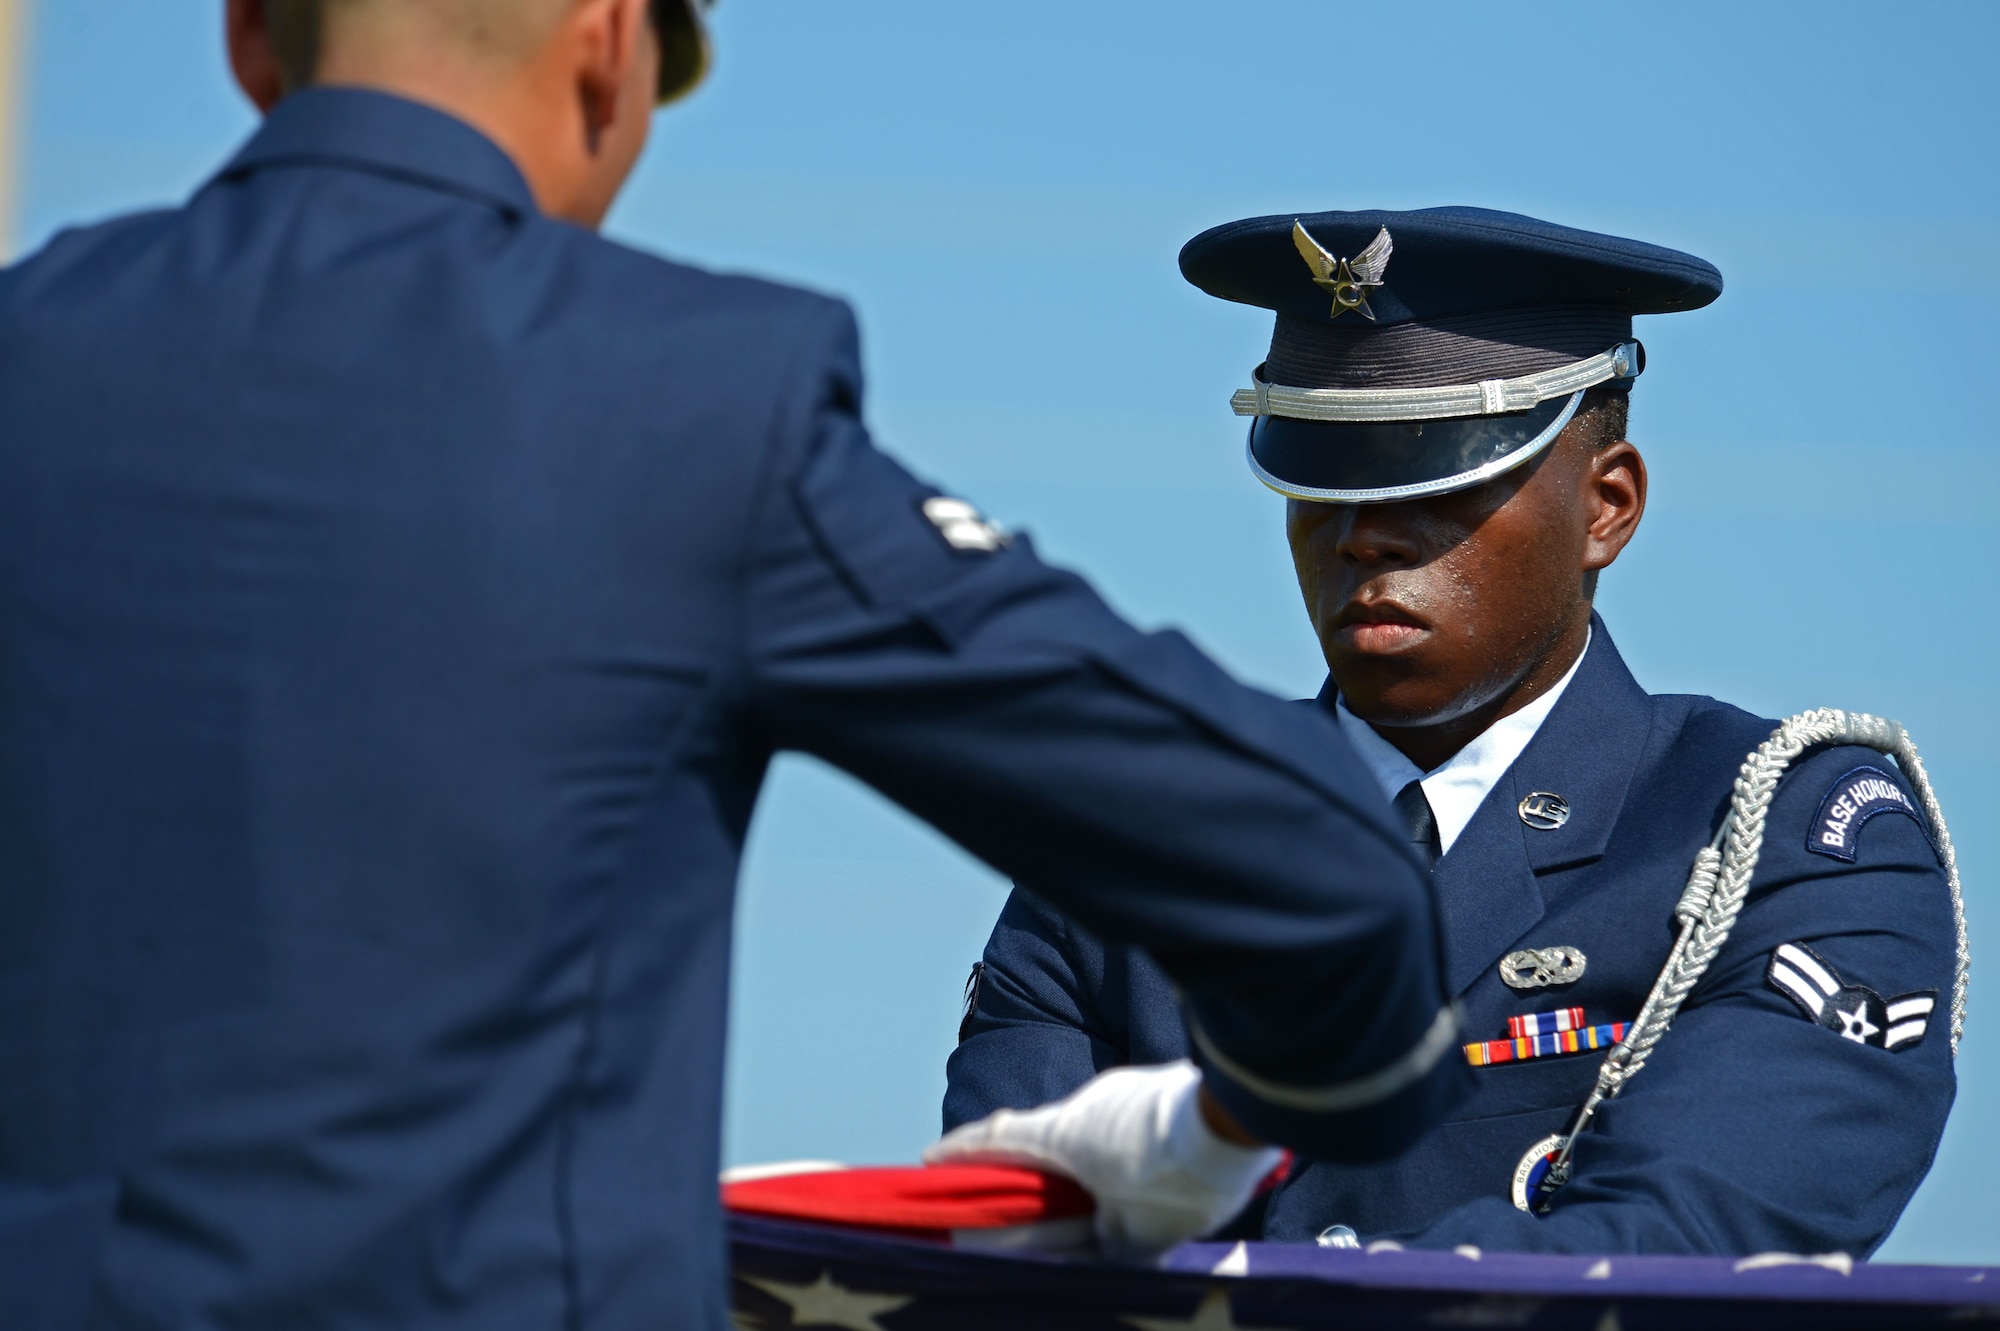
[13,0,1997,1262]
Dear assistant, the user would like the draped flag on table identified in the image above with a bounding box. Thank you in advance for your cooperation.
[725,1164,2000,1329]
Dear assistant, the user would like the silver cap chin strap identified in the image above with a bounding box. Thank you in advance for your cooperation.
[1231,341,1641,423]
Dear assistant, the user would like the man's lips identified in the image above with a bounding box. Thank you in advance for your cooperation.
[1332,601,1430,653]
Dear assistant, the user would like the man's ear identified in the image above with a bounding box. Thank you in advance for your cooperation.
[1581,438,1647,573]
[572,0,651,147]
[226,0,288,113]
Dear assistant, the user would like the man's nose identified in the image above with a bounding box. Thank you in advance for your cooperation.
[1331,503,1424,568]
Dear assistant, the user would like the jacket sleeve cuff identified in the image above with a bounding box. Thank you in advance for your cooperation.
[1191,1003,1470,1161]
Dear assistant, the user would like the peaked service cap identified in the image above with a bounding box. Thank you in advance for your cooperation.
[1179,207,1722,503]
[653,0,715,105]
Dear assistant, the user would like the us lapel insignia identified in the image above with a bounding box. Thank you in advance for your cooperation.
[1293,222,1393,321]
[1517,791,1571,830]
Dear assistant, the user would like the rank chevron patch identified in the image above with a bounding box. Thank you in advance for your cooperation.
[1766,941,1935,1051]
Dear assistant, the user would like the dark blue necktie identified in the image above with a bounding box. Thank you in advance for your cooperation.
[1393,779,1441,871]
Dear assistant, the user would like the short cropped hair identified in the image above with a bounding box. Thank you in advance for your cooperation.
[1573,384,1630,451]
[261,0,575,91]
[265,0,325,90]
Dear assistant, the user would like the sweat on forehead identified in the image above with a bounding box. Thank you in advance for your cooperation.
[1179,207,1719,505]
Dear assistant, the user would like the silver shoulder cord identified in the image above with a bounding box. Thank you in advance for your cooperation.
[1537,709,1970,1206]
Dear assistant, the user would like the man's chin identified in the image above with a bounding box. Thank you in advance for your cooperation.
[1342,702,1457,734]
[1327,663,1463,731]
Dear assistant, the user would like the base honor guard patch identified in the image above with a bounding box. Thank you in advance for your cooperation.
[1767,942,1936,1051]
[1511,1134,1570,1211]
[1808,765,1927,862]
[1466,1008,1628,1067]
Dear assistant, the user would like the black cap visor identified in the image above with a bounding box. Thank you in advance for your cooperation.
[1246,390,1581,504]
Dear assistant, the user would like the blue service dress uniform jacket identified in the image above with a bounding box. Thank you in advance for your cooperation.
[0,91,1464,1328]
[947,624,1958,1256]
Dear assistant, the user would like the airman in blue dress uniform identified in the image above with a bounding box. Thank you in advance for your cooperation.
[0,10,1462,1328]
[946,207,1966,1257]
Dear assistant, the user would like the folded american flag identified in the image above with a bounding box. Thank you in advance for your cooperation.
[722,1162,1096,1252]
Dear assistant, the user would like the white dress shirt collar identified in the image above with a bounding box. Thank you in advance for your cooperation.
[1333,627,1592,857]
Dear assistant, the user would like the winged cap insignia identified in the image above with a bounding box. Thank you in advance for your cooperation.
[1292,222,1393,320]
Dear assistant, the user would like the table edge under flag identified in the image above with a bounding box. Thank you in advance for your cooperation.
[729,1213,2000,1329]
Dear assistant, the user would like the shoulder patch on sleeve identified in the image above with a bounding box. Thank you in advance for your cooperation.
[921,496,1011,553]
[788,416,1021,618]
[1808,765,1928,862]
[1766,941,1937,1051]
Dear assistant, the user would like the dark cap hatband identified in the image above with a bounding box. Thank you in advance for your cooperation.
[1180,208,1721,503]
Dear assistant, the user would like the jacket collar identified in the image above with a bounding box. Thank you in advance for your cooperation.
[1502,615,1652,875]
[1318,615,1655,996]
[1431,615,1652,994]
[212,87,538,219]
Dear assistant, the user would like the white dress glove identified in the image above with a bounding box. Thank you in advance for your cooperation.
[923,1060,1283,1260]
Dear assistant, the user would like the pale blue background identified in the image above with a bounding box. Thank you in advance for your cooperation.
[12,0,1995,1261]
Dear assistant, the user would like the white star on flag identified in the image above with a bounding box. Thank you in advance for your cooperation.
[1123,1287,1296,1331]
[738,1271,914,1331]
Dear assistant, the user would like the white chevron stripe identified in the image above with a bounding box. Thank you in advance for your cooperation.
[1775,944,1838,996]
[1886,996,1935,1023]
[1885,1021,1928,1049]
[1769,962,1826,1017]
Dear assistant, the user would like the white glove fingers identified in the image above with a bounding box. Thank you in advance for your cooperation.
[927,1061,1278,1261]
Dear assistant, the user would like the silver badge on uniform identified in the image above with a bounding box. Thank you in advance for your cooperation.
[1518,792,1571,830]
[921,496,1010,552]
[1500,945,1587,990]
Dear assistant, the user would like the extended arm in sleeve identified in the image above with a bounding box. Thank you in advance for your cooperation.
[741,304,1468,1159]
